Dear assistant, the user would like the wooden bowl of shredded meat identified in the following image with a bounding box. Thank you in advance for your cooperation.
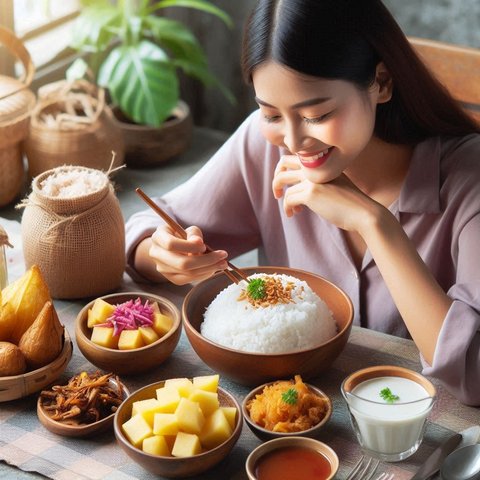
[242,375,332,441]
[37,370,129,437]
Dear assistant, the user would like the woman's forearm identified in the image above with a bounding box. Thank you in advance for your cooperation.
[361,207,452,364]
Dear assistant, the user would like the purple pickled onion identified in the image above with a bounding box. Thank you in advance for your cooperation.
[102,298,154,336]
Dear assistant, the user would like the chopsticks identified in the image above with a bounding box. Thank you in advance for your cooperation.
[135,188,250,285]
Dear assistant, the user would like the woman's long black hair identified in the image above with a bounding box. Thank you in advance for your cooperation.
[242,0,479,144]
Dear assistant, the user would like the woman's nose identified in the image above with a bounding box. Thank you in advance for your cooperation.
[283,121,310,153]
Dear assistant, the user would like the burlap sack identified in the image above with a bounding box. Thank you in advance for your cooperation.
[18,166,125,299]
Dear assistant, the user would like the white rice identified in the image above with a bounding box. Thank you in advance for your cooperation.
[39,168,107,198]
[200,273,337,354]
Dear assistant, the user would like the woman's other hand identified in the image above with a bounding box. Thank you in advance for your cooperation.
[273,155,381,234]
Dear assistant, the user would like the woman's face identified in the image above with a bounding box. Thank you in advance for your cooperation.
[252,60,382,183]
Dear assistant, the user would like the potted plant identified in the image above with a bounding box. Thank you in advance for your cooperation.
[67,0,233,166]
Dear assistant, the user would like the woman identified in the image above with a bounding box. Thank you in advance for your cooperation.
[126,0,480,405]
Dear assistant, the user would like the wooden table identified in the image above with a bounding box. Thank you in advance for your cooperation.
[0,127,478,480]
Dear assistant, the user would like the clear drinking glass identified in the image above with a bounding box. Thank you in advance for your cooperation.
[341,366,436,462]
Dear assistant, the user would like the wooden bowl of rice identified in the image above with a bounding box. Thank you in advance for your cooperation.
[182,267,354,386]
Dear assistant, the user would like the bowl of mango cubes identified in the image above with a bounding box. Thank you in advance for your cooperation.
[114,374,242,478]
[75,292,181,375]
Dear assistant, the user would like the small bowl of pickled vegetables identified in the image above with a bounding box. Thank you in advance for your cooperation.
[75,292,181,375]
[37,370,130,437]
[242,375,332,441]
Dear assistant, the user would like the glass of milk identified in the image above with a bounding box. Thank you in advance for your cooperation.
[341,365,436,462]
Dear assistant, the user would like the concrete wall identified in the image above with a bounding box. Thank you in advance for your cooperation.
[172,0,480,133]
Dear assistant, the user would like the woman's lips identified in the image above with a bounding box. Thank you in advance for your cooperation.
[298,148,332,168]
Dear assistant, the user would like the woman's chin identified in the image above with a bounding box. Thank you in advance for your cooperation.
[301,167,342,184]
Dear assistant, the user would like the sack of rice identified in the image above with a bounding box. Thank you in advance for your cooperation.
[18,165,125,299]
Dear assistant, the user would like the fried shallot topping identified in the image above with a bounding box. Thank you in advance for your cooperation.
[39,371,125,425]
[237,275,298,308]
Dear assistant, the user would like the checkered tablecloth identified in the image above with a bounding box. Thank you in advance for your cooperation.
[1,218,478,480]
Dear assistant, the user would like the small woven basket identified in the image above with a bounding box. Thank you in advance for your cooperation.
[0,329,72,402]
[25,79,125,178]
[0,26,36,207]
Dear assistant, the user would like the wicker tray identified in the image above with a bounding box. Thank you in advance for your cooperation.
[0,329,73,402]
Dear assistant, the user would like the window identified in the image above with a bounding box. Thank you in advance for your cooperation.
[1,0,80,88]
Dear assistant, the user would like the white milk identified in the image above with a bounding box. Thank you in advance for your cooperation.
[346,376,434,458]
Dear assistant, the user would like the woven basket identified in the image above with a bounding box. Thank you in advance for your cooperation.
[0,27,36,207]
[0,329,72,402]
[25,80,125,178]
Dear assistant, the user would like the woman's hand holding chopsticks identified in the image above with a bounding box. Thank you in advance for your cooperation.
[145,224,230,285]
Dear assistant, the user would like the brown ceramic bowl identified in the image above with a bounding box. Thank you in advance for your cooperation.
[37,375,130,437]
[75,292,181,375]
[242,381,332,441]
[245,436,339,480]
[182,266,354,386]
[113,380,243,478]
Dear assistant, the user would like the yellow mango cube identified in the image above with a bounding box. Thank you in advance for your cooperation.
[220,407,237,430]
[122,414,153,448]
[118,329,144,350]
[188,389,219,417]
[175,398,205,434]
[131,398,162,426]
[199,409,232,449]
[142,435,171,456]
[164,378,194,397]
[155,386,181,413]
[192,374,219,392]
[90,326,118,349]
[171,432,202,457]
[88,298,116,328]
[152,312,173,336]
[139,326,160,345]
[153,413,179,436]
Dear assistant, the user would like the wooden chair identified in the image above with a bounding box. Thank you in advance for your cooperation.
[409,37,480,125]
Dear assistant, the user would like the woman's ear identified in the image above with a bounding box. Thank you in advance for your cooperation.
[374,62,393,103]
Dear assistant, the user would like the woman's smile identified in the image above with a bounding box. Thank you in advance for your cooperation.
[297,147,333,168]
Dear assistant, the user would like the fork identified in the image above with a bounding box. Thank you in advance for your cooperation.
[346,455,395,480]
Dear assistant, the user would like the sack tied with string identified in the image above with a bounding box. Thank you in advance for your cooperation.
[18,166,125,299]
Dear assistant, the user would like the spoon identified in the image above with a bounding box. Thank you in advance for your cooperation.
[441,444,480,480]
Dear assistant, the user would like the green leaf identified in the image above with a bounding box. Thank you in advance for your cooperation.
[246,278,267,301]
[281,388,299,406]
[150,0,233,28]
[71,5,121,52]
[379,387,400,403]
[146,16,207,66]
[66,58,90,81]
[98,41,179,127]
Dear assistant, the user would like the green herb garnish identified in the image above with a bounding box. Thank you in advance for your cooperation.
[246,278,267,300]
[281,388,298,405]
[380,387,400,403]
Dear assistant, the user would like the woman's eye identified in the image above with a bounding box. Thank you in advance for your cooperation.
[303,112,332,124]
[263,114,281,123]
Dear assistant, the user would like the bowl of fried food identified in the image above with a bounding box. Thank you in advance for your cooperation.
[37,370,130,437]
[114,374,242,478]
[0,266,73,402]
[242,375,332,441]
[75,292,181,375]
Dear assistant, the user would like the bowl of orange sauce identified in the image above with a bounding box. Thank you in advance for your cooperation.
[245,437,338,480]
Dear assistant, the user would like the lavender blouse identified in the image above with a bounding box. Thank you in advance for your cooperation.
[126,110,480,406]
